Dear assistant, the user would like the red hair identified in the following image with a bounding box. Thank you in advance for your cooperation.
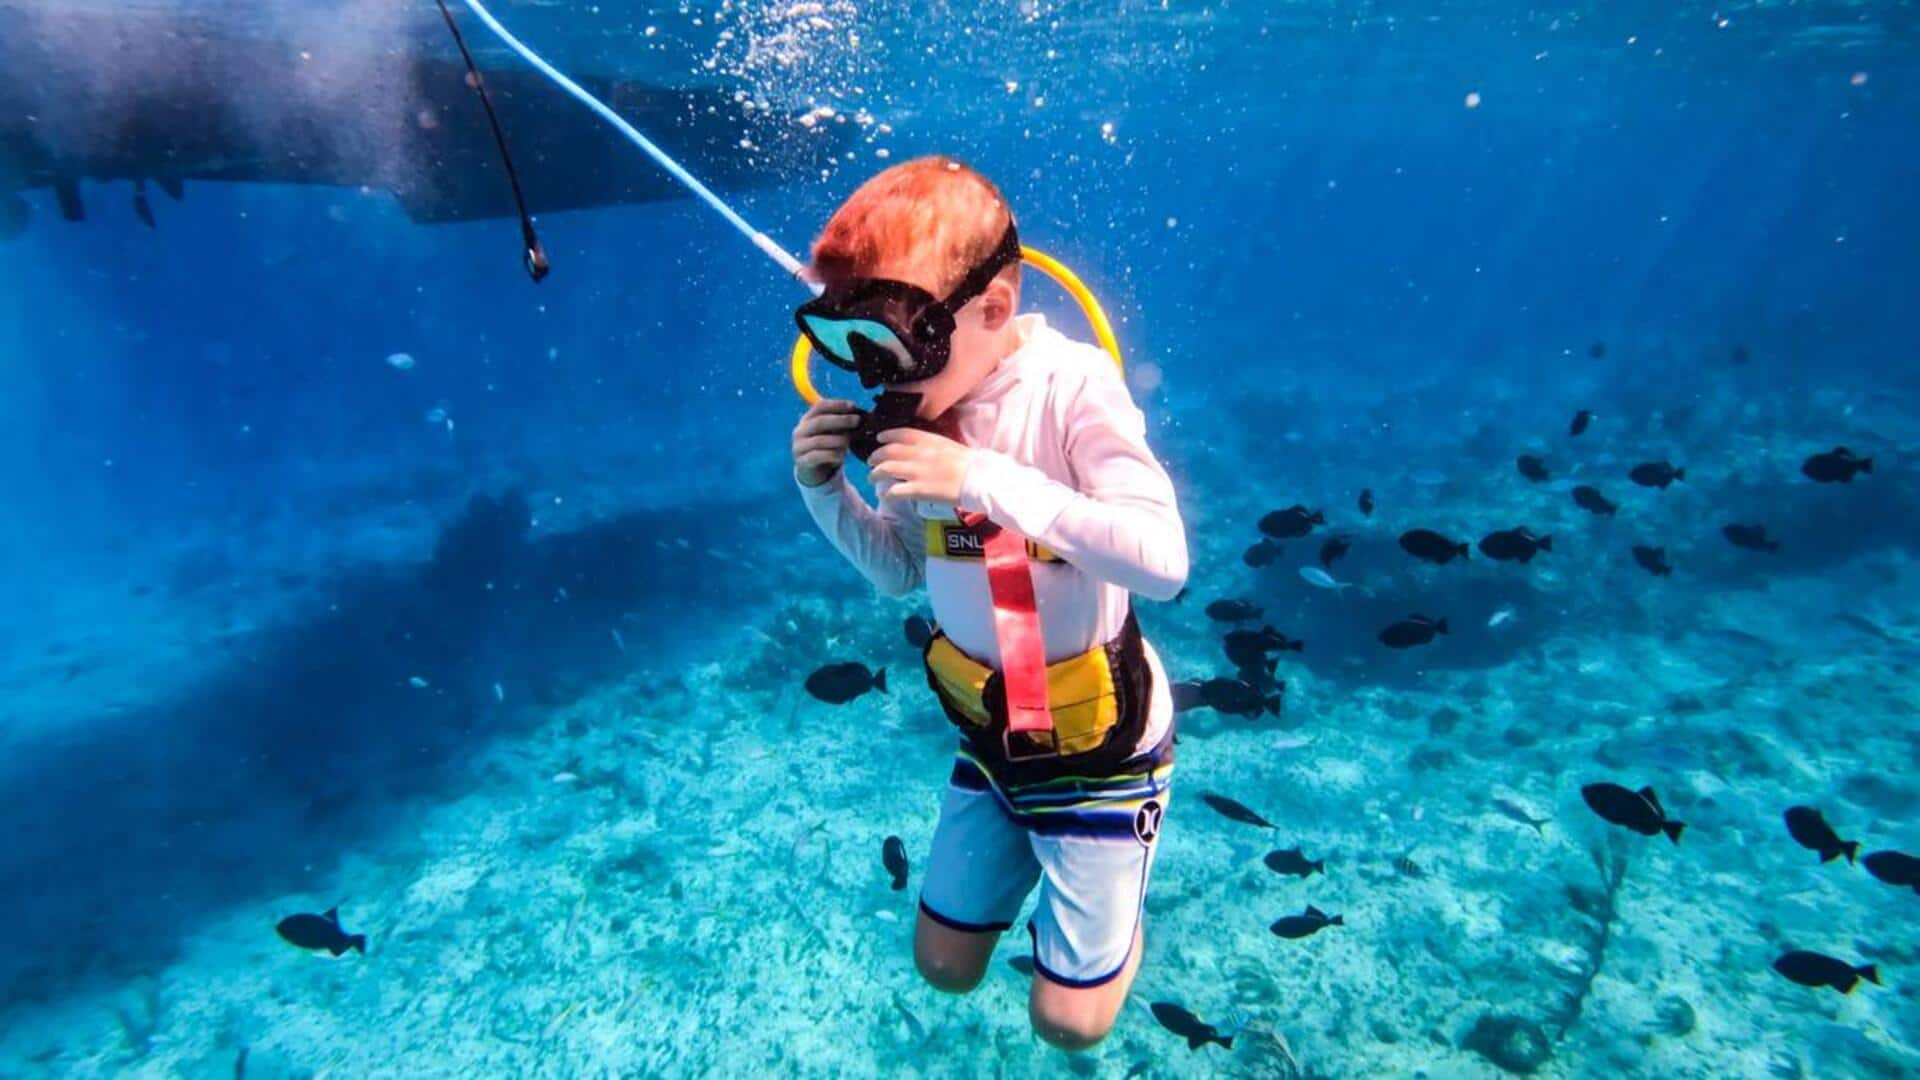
[809,156,1019,295]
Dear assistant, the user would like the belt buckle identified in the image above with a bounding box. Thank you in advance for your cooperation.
[1002,725,1060,761]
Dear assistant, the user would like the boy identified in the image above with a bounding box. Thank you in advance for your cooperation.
[788,157,1188,1051]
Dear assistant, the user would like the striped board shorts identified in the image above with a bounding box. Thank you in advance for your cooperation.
[917,732,1174,987]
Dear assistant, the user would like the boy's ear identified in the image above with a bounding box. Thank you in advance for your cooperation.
[979,276,1018,330]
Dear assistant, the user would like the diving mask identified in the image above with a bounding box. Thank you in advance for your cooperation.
[794,222,1021,389]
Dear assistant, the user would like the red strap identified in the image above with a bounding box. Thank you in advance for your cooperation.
[961,510,1053,739]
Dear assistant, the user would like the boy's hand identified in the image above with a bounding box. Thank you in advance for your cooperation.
[871,428,973,507]
[792,398,863,487]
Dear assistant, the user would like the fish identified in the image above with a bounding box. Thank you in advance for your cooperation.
[1478,527,1553,564]
[1270,904,1343,939]
[1263,847,1325,877]
[890,994,927,1041]
[1580,782,1684,843]
[1570,409,1594,437]
[1399,529,1470,565]
[1205,599,1263,623]
[1516,454,1550,482]
[1298,566,1350,591]
[803,662,887,704]
[1722,524,1780,553]
[1318,535,1352,569]
[1170,680,1207,713]
[1783,806,1859,864]
[1491,795,1551,835]
[1007,954,1036,977]
[1588,340,1606,359]
[1379,615,1447,649]
[1191,678,1283,718]
[1243,539,1284,568]
[1149,1002,1234,1051]
[1201,792,1276,829]
[1358,489,1375,516]
[386,352,417,372]
[1123,1060,1151,1080]
[1571,485,1617,516]
[1629,462,1686,489]
[882,835,910,889]
[1487,606,1517,629]
[1259,505,1326,540]
[1862,850,1920,894]
[275,907,366,957]
[1801,447,1873,484]
[1224,627,1305,667]
[1773,951,1880,994]
[903,615,935,649]
[1631,545,1673,577]
[1730,344,1750,365]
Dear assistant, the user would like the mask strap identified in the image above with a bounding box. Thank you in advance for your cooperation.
[934,222,1021,320]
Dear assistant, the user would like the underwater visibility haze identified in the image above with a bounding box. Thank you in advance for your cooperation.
[1,0,1917,1076]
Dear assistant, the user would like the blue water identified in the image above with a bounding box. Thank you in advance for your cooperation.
[2,2,1916,1076]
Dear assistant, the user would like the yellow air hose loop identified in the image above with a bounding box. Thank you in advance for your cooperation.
[791,246,1122,405]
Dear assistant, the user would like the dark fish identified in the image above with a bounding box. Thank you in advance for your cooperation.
[1150,1002,1234,1051]
[1224,626,1305,671]
[1007,954,1036,976]
[882,835,910,890]
[1801,447,1873,484]
[903,615,935,649]
[1570,410,1594,437]
[1263,847,1324,878]
[1783,806,1859,865]
[1170,680,1207,713]
[1258,505,1326,540]
[1205,598,1263,624]
[1234,660,1284,695]
[1357,489,1374,516]
[1571,485,1617,516]
[1318,535,1351,569]
[1516,455,1550,483]
[1478,527,1553,564]
[1242,539,1283,568]
[1270,904,1343,939]
[804,662,887,704]
[1721,524,1779,554]
[1587,340,1606,359]
[1730,344,1750,365]
[1773,951,1879,994]
[1863,850,1920,894]
[1631,545,1672,577]
[1399,529,1469,565]
[1193,678,1284,718]
[1378,614,1447,649]
[890,994,927,1041]
[1629,461,1686,489]
[1580,782,1684,843]
[1201,792,1275,829]
[275,907,366,957]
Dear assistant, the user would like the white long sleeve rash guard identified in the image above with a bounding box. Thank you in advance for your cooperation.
[796,313,1189,756]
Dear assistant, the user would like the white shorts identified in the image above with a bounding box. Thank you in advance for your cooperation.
[917,735,1174,987]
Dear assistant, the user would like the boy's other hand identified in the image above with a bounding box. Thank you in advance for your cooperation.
[793,398,864,487]
[871,428,972,508]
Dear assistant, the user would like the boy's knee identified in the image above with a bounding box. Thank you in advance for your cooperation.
[1030,1001,1115,1052]
[914,948,986,994]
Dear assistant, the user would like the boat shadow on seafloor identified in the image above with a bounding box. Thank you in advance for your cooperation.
[0,489,767,1005]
